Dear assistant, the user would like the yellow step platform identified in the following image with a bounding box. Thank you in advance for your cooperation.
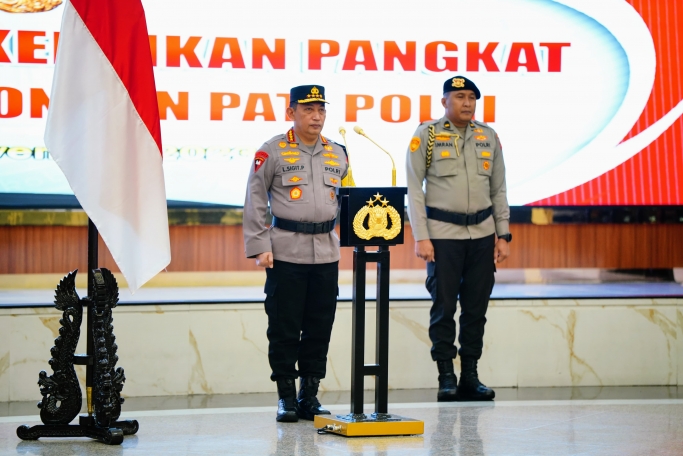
[314,413,424,437]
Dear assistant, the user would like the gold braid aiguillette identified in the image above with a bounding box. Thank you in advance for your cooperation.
[426,125,435,169]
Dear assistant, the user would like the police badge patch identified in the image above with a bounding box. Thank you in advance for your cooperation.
[409,137,421,152]
[290,187,303,200]
[254,151,268,172]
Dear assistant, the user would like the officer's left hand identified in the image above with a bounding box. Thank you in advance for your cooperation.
[494,239,509,264]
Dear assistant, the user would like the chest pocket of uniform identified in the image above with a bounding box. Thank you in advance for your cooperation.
[323,172,341,205]
[476,150,493,176]
[321,160,343,178]
[281,171,308,203]
[433,154,458,177]
[281,172,309,187]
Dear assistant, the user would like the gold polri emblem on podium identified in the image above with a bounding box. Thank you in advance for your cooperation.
[353,193,401,240]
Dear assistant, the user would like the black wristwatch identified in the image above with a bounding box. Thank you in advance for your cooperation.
[498,233,512,242]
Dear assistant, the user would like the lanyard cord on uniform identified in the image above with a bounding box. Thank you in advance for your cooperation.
[426,127,461,170]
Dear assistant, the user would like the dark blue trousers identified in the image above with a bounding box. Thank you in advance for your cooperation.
[264,260,338,381]
[426,235,495,361]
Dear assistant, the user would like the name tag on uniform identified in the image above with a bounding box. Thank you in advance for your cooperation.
[282,165,305,172]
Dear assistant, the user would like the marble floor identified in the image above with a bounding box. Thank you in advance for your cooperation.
[1,387,682,455]
[2,282,682,308]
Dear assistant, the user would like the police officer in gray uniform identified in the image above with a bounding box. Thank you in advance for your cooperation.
[406,76,511,402]
[243,85,348,422]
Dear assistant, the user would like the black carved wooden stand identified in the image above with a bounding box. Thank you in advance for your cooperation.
[16,219,139,445]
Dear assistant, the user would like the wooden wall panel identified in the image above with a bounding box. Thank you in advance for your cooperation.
[1,224,681,274]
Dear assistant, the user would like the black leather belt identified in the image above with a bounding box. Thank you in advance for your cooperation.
[426,206,493,226]
[272,216,336,234]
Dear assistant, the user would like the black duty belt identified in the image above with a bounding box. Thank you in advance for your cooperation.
[272,216,336,234]
[426,206,493,227]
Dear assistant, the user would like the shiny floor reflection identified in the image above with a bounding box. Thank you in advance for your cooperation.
[2,389,682,455]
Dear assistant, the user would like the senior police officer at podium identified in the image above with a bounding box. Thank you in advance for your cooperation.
[406,76,511,402]
[243,85,348,422]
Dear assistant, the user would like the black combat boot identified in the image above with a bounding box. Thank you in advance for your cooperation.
[436,360,458,402]
[296,377,331,421]
[276,378,299,422]
[456,358,495,401]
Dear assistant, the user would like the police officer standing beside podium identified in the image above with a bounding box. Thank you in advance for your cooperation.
[243,85,348,422]
[406,76,511,402]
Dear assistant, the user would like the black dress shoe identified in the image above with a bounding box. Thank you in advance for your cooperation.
[276,378,299,422]
[296,377,331,421]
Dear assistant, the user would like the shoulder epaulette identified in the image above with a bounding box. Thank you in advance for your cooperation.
[330,140,347,154]
[418,119,439,130]
[264,133,287,146]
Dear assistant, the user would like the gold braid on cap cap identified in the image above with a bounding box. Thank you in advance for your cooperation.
[297,86,327,103]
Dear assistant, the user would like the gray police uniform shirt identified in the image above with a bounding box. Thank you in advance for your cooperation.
[243,129,349,264]
[406,116,510,242]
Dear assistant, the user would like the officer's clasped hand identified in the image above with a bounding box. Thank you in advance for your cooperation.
[256,252,274,268]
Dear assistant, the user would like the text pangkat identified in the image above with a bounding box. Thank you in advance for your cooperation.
[0,31,570,73]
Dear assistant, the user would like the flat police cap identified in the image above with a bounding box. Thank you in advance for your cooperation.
[290,85,328,104]
[443,76,481,99]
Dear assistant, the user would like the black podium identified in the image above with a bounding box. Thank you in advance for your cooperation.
[314,187,424,437]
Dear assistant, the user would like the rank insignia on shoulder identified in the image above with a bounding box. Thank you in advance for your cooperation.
[254,151,268,172]
[289,176,302,182]
[441,151,450,157]
[281,151,300,156]
[323,152,339,158]
[483,161,490,170]
[475,135,488,140]
[278,141,287,148]
[409,137,421,152]
[290,187,302,200]
[325,160,340,166]
[284,157,300,164]
[473,128,484,133]
[324,145,333,151]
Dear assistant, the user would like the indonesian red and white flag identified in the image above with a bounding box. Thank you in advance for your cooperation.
[45,0,171,292]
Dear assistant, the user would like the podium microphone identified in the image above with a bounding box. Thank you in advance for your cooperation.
[353,126,396,186]
[338,127,356,187]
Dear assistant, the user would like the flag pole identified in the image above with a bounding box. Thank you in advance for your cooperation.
[86,218,98,417]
